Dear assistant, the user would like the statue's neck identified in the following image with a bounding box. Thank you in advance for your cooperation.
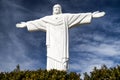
[53,13,62,15]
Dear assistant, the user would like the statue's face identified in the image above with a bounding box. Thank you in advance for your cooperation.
[53,4,61,15]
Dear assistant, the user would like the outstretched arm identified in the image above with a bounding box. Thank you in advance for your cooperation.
[67,11,105,28]
[16,18,46,32]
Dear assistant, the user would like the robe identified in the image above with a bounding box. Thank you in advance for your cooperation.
[26,13,92,70]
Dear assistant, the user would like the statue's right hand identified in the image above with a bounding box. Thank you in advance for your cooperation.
[92,11,105,18]
[16,22,26,28]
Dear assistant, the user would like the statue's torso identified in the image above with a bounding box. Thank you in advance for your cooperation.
[44,14,67,62]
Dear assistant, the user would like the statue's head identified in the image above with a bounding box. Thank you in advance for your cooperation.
[53,4,62,15]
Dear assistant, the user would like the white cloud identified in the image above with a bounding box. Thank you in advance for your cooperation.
[0,55,41,72]
[73,33,120,56]
[69,57,114,79]
[70,57,114,71]
[85,44,119,56]
[70,31,120,78]
[0,32,44,72]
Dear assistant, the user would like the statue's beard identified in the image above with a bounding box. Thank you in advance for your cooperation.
[54,12,60,15]
[53,10,62,15]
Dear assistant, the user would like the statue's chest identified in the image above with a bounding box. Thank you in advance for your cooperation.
[46,15,64,26]
[52,16,64,23]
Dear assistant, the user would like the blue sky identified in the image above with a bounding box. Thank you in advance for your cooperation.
[0,0,120,76]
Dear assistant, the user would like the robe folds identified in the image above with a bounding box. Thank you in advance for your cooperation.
[26,13,92,70]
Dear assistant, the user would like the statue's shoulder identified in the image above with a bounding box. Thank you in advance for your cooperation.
[41,15,52,20]
[62,13,74,16]
[63,13,71,15]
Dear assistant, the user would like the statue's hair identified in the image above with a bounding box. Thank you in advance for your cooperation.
[53,4,62,15]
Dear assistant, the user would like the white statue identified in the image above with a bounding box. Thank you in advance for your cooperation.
[16,4,105,71]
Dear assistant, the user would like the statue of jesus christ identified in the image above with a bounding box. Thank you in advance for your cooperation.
[16,4,105,71]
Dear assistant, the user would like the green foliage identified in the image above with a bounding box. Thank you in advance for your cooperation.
[0,68,80,80]
[1,64,120,80]
[84,65,120,80]
[13,64,20,72]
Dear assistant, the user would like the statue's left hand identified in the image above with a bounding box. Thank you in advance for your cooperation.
[92,11,105,18]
